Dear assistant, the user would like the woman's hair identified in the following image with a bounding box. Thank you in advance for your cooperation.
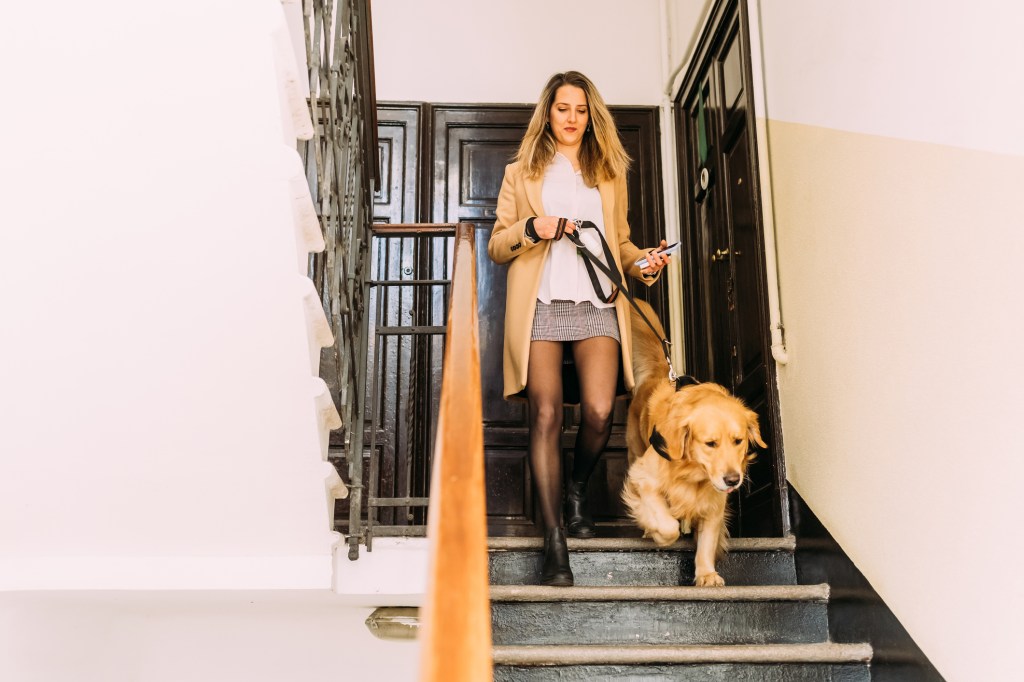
[515,71,630,187]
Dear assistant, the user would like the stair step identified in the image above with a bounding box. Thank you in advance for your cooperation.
[491,584,827,602]
[493,643,872,681]
[489,537,796,551]
[489,537,797,586]
[491,585,829,646]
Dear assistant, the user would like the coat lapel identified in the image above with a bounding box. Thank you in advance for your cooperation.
[524,175,544,216]
[598,178,617,250]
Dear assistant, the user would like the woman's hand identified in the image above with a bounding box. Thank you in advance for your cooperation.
[640,239,672,275]
[532,216,577,240]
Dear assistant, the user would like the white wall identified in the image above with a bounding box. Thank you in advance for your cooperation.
[0,1,400,679]
[664,0,713,88]
[758,0,1024,156]
[0,0,337,591]
[0,591,419,682]
[371,0,665,104]
[756,1,1024,680]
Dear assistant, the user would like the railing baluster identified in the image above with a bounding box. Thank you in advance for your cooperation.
[301,0,377,560]
[351,225,457,545]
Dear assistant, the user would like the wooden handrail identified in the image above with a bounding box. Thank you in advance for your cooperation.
[418,222,492,681]
[371,222,460,236]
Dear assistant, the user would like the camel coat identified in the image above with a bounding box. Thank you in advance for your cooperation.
[486,161,661,400]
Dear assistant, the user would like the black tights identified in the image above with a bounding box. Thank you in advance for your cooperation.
[526,336,619,531]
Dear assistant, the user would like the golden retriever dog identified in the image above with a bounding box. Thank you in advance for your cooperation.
[622,300,765,587]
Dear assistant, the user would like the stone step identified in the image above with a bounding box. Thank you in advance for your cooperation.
[491,584,829,646]
[489,536,797,586]
[492,642,872,681]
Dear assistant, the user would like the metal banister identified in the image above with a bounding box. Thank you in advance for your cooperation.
[300,0,378,561]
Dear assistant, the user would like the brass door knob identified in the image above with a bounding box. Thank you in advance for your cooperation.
[711,248,741,262]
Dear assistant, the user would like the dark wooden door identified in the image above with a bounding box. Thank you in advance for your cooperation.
[431,104,666,536]
[675,0,787,536]
[336,104,429,533]
[431,106,535,534]
[374,104,422,224]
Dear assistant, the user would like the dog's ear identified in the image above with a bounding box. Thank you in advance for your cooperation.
[649,426,672,461]
[746,410,767,449]
[674,375,699,391]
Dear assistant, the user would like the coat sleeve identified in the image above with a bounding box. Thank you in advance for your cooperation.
[487,164,542,265]
[614,175,661,286]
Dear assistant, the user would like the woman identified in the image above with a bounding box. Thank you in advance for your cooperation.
[487,71,671,586]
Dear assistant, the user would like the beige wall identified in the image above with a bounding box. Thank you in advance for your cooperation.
[758,2,1024,680]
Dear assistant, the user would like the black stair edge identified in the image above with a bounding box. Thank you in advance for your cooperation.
[490,583,828,602]
[488,536,796,552]
[492,642,872,666]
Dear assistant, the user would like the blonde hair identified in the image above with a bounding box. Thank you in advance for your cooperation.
[515,71,630,187]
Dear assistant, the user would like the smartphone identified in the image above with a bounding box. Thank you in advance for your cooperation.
[635,241,680,267]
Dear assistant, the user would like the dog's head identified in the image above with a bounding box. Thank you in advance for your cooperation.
[649,385,766,493]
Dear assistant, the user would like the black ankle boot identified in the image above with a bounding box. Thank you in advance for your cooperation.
[540,527,574,586]
[566,481,597,538]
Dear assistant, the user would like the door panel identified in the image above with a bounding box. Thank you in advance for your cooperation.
[374,104,421,224]
[431,104,665,536]
[433,107,530,431]
[675,0,786,537]
[432,106,534,534]
[611,108,668,321]
[335,104,431,533]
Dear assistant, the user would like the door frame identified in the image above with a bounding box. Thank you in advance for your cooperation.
[673,0,790,536]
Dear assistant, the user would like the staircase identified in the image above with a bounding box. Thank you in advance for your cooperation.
[489,536,872,681]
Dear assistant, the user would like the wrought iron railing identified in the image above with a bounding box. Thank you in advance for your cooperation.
[334,225,455,557]
[299,0,378,560]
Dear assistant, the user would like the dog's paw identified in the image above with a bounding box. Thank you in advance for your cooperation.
[650,524,681,547]
[679,518,692,535]
[695,572,725,587]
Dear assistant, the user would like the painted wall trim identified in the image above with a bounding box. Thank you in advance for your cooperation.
[658,0,686,368]
[748,0,788,364]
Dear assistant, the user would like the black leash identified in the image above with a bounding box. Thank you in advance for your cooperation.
[564,220,678,382]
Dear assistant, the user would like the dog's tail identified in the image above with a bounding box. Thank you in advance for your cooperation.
[629,299,670,387]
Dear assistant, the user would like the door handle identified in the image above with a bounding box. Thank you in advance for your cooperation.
[711,248,741,262]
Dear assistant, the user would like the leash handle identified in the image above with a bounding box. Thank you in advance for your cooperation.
[566,222,677,382]
[662,339,678,382]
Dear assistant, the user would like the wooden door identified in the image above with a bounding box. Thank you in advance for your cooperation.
[335,104,428,533]
[431,105,666,537]
[431,105,535,534]
[675,0,787,536]
[374,104,422,224]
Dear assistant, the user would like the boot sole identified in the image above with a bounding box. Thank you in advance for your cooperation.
[567,526,597,539]
[539,574,575,587]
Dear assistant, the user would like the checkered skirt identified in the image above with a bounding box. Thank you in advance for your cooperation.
[530,299,620,342]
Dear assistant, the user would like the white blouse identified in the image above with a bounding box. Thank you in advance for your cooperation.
[536,153,616,308]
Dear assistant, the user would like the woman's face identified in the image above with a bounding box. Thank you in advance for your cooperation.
[548,84,589,148]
